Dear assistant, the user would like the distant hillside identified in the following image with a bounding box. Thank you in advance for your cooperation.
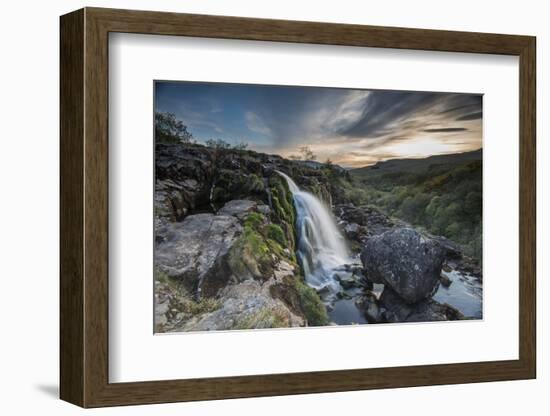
[290,159,347,174]
[351,149,482,180]
[347,149,482,260]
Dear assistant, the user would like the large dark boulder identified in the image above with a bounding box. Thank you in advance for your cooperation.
[361,228,446,303]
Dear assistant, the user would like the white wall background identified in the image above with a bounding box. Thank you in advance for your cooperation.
[0,0,545,414]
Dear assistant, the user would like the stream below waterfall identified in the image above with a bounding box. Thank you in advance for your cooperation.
[276,171,482,325]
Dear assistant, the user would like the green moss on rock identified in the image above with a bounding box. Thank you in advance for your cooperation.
[211,170,265,205]
[181,297,221,316]
[244,211,265,229]
[267,223,287,246]
[246,173,265,193]
[295,278,329,326]
[228,210,299,281]
[268,175,297,251]
[228,225,271,279]
[233,308,289,329]
[269,176,295,225]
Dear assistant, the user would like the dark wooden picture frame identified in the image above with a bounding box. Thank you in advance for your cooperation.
[60,7,536,408]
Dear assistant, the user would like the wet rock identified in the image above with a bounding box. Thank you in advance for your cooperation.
[361,228,446,304]
[456,259,482,279]
[336,291,353,300]
[430,235,462,259]
[356,293,381,323]
[440,273,453,287]
[375,286,464,323]
[335,273,360,289]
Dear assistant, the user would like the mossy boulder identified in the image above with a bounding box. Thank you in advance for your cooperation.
[270,274,329,327]
[227,211,296,281]
[268,175,297,251]
[228,223,272,280]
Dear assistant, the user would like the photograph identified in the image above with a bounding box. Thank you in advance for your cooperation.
[153,81,483,333]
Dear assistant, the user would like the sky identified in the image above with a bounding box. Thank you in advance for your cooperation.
[155,81,482,168]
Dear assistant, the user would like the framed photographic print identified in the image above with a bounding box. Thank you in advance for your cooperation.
[60,7,536,408]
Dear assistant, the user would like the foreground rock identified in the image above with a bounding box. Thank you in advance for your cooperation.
[356,287,464,323]
[155,258,325,332]
[217,199,259,219]
[378,287,463,322]
[155,213,242,299]
[361,227,446,304]
[155,198,329,331]
[170,278,305,332]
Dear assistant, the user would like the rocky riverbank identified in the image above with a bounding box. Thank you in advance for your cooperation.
[154,143,482,332]
[337,203,482,323]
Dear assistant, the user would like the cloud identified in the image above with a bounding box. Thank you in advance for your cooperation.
[340,92,481,139]
[456,112,483,121]
[156,81,482,168]
[423,128,468,133]
[245,89,369,147]
[245,111,272,136]
[340,91,439,138]
[438,103,480,114]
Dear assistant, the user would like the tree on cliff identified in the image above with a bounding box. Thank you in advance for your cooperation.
[205,138,249,150]
[299,146,317,161]
[155,111,194,144]
[288,145,317,161]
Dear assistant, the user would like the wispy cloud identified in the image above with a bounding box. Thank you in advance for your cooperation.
[245,111,272,136]
[423,128,468,133]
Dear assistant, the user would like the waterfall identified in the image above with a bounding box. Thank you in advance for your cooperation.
[277,171,351,293]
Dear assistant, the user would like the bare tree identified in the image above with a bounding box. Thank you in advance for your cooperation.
[299,146,317,161]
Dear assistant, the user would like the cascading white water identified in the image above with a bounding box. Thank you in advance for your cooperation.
[277,171,351,292]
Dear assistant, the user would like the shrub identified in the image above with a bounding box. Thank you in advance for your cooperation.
[155,111,193,143]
